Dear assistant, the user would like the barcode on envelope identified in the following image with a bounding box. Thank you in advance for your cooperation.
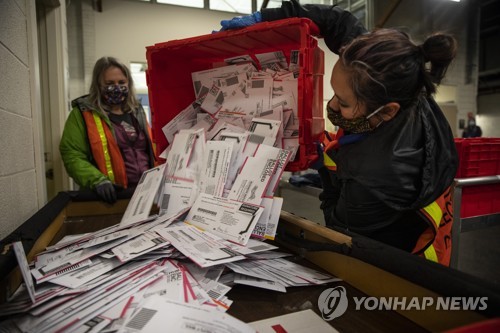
[53,261,86,276]
[208,290,221,299]
[133,196,143,216]
[248,134,264,144]
[226,76,239,86]
[161,193,170,208]
[250,245,269,251]
[126,308,157,330]
[198,207,217,216]
[216,91,224,105]
[251,80,264,89]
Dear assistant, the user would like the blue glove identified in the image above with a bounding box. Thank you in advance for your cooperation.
[219,12,262,31]
[309,142,325,171]
[95,180,117,204]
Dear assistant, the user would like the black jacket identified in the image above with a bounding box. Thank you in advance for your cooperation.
[263,1,458,251]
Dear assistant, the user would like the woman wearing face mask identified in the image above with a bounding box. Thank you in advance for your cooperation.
[60,57,155,204]
[220,1,458,265]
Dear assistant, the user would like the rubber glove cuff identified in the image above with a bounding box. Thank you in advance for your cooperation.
[219,11,262,31]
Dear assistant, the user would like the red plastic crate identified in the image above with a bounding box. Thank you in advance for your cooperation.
[454,138,500,178]
[460,183,500,218]
[145,18,325,172]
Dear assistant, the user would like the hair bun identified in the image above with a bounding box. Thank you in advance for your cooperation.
[421,33,457,64]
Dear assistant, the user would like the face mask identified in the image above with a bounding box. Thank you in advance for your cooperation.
[102,84,129,105]
[327,103,384,134]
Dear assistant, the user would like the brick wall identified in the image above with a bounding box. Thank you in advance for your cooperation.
[0,0,40,239]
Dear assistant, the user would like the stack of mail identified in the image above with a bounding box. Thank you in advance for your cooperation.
[162,50,301,162]
[4,221,339,332]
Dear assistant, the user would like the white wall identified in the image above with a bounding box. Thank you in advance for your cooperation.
[0,0,44,239]
[94,1,237,67]
[378,0,479,137]
[92,0,343,130]
[478,93,500,137]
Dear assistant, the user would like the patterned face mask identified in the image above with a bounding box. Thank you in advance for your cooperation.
[326,103,384,134]
[102,84,129,105]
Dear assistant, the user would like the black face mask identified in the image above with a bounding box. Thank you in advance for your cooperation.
[326,103,384,134]
[102,84,129,105]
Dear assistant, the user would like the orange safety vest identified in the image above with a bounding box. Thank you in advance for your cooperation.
[413,187,453,266]
[322,130,453,266]
[322,130,342,171]
[81,110,128,189]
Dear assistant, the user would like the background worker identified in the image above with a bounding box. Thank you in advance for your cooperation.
[60,56,155,204]
[462,112,482,138]
[220,0,458,265]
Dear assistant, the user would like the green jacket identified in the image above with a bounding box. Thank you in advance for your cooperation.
[59,95,154,189]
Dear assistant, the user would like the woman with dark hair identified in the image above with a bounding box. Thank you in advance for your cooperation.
[60,57,155,204]
[220,0,458,265]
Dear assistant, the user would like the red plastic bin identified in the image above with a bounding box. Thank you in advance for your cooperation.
[145,18,325,172]
[460,183,500,218]
[454,138,500,178]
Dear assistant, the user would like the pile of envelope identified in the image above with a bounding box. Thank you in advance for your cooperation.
[0,50,340,333]
[162,50,301,162]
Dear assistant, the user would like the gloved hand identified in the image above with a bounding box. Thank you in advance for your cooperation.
[309,142,325,171]
[95,180,117,204]
[219,12,262,31]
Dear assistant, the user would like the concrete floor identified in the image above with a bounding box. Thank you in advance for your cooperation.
[458,224,500,286]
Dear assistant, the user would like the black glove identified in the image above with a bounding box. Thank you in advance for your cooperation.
[309,142,325,171]
[95,180,117,204]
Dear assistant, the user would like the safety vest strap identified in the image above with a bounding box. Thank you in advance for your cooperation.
[323,152,337,169]
[422,201,442,228]
[92,112,115,182]
[424,244,439,263]
[322,130,342,171]
[81,110,128,188]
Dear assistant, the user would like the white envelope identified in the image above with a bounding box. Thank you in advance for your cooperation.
[264,197,284,240]
[162,102,198,145]
[120,165,166,227]
[160,177,198,217]
[186,193,264,245]
[228,144,282,205]
[155,224,246,268]
[121,296,256,333]
[199,141,233,196]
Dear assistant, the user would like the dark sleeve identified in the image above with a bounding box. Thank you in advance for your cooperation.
[261,0,368,54]
[317,167,340,224]
[328,179,405,233]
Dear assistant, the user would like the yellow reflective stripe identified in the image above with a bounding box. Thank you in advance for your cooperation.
[323,152,336,168]
[92,112,115,183]
[423,201,442,227]
[424,245,438,263]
